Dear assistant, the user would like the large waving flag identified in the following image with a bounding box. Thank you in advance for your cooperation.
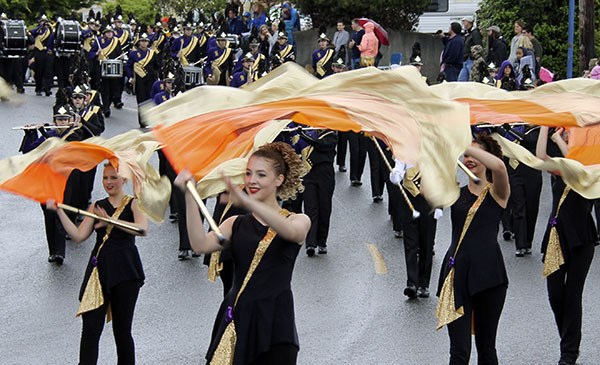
[149,63,472,208]
[0,131,170,222]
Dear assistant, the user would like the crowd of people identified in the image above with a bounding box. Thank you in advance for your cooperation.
[1,2,599,365]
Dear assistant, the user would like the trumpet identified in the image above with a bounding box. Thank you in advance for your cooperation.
[12,125,70,131]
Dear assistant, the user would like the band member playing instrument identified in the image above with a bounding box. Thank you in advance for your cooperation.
[125,33,159,127]
[311,33,335,79]
[89,25,124,118]
[205,33,234,86]
[19,105,84,265]
[152,72,174,105]
[233,39,267,77]
[194,22,209,59]
[30,14,54,96]
[170,23,202,66]
[113,15,132,52]
[230,53,255,88]
[149,23,168,65]
[270,32,295,70]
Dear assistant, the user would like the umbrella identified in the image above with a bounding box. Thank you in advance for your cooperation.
[357,18,389,46]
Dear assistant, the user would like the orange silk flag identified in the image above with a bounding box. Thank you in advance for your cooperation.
[0,139,118,204]
[567,124,600,166]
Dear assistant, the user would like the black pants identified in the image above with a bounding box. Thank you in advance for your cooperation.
[503,169,542,249]
[447,285,507,365]
[547,244,595,364]
[135,75,155,125]
[100,76,124,112]
[594,200,600,238]
[303,164,335,248]
[79,280,141,365]
[158,151,177,214]
[55,55,71,89]
[348,132,367,182]
[336,131,350,167]
[174,184,191,250]
[41,204,69,257]
[89,60,101,90]
[403,212,437,288]
[367,139,387,198]
[33,49,54,92]
[249,343,298,365]
[4,57,25,89]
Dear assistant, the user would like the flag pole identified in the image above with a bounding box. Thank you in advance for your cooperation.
[57,203,146,235]
[185,181,227,245]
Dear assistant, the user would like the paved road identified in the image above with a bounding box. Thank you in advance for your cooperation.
[0,88,599,364]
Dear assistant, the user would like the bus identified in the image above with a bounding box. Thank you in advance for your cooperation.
[416,0,482,33]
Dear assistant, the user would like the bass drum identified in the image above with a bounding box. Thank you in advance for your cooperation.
[0,20,27,58]
[55,20,81,56]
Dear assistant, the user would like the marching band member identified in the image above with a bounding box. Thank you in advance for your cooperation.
[149,22,168,65]
[170,23,202,66]
[311,33,335,79]
[205,33,234,86]
[194,22,209,59]
[113,15,132,52]
[30,14,55,96]
[89,25,124,118]
[152,72,174,105]
[230,53,255,88]
[233,39,267,77]
[126,33,159,127]
[331,58,350,173]
[270,32,295,70]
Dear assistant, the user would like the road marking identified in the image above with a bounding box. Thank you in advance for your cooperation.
[367,243,388,275]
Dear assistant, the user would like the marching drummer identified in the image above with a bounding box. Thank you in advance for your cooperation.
[194,22,209,59]
[126,33,159,127]
[113,15,131,52]
[89,25,124,118]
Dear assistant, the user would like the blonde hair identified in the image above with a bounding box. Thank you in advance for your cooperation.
[251,142,306,200]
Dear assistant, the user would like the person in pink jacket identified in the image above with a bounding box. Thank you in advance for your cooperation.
[358,22,378,67]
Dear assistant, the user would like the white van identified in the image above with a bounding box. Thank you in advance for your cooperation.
[416,0,482,33]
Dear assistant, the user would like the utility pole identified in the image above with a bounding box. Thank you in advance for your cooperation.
[579,0,596,74]
[567,0,574,78]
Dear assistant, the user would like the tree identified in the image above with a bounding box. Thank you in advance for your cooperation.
[477,0,599,78]
[101,0,157,27]
[297,0,430,31]
[0,0,91,24]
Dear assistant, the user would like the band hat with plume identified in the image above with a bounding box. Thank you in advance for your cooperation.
[278,32,288,40]
[129,18,137,25]
[487,62,497,70]
[332,58,346,68]
[165,72,176,81]
[242,52,255,62]
[410,56,423,66]
[103,25,115,34]
[317,33,330,42]
[137,33,150,42]
[217,32,228,40]
[523,78,535,88]
[72,86,86,97]
[53,106,72,118]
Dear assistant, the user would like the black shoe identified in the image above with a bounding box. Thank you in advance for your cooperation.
[178,249,190,260]
[339,165,347,172]
[404,286,418,299]
[502,230,513,241]
[54,255,64,265]
[36,91,42,96]
[515,249,525,257]
[394,230,403,239]
[65,234,72,241]
[318,246,327,254]
[191,252,201,258]
[373,195,383,203]
[524,248,532,255]
[115,102,124,109]
[16,88,25,94]
[306,246,315,257]
[350,180,362,186]
[169,213,178,223]
[48,255,57,263]
[45,91,52,97]
[103,110,111,118]
[417,287,430,298]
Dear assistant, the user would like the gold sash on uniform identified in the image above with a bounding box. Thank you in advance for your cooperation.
[316,49,335,77]
[99,38,119,61]
[134,49,155,78]
[151,33,164,52]
[118,29,130,46]
[34,28,51,51]
[210,209,292,365]
[279,45,293,60]
[542,186,570,277]
[77,195,133,322]
[207,48,232,85]
[436,185,490,330]
[180,36,199,66]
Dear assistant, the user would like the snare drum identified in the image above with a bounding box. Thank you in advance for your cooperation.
[55,20,81,55]
[183,66,203,86]
[1,20,27,57]
[101,59,124,78]
[224,34,239,50]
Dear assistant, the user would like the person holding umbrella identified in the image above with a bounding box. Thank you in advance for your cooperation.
[357,22,378,67]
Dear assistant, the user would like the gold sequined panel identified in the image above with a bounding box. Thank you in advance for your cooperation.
[542,187,570,277]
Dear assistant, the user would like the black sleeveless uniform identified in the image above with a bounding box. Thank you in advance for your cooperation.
[206,214,300,365]
[79,198,145,300]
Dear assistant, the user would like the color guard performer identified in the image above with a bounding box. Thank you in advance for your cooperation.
[89,25,124,118]
[311,33,335,79]
[30,14,54,96]
[126,33,159,127]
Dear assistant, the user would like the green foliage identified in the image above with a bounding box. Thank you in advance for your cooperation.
[101,0,156,27]
[476,0,598,78]
[0,0,91,24]
[153,0,227,20]
[298,0,430,31]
